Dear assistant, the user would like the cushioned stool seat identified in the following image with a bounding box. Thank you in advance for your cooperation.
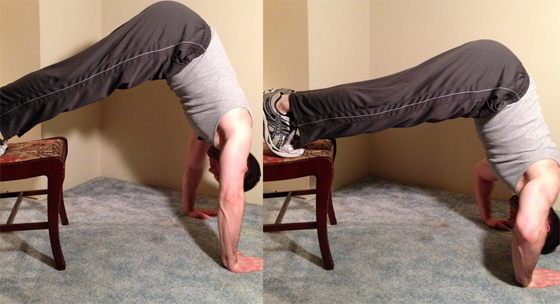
[263,139,337,270]
[0,137,69,270]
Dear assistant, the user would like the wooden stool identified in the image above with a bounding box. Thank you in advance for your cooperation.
[0,137,69,270]
[263,139,337,270]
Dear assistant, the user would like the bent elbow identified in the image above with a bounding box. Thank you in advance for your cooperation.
[514,222,545,246]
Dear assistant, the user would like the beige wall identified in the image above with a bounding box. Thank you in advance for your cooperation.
[1,0,103,192]
[3,1,559,207]
[368,0,560,207]
[263,0,560,208]
[0,0,40,87]
[264,0,309,91]
[1,0,263,205]
[263,0,371,193]
[0,0,44,191]
[263,0,311,192]
[40,0,103,190]
[98,0,263,205]
[307,0,371,189]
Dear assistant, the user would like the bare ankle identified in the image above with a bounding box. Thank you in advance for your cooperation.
[276,94,291,115]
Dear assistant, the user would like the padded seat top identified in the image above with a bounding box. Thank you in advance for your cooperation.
[0,139,66,164]
[263,139,335,164]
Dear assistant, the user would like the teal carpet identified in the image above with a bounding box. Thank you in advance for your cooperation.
[1,177,262,304]
[4,176,559,303]
[264,177,560,303]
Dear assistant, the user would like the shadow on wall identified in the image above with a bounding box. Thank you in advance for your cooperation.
[99,80,219,195]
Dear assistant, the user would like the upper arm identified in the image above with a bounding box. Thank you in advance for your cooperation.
[215,109,253,202]
[518,160,560,205]
[515,160,560,240]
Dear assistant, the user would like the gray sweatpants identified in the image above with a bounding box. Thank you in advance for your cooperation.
[289,40,529,145]
[288,40,559,191]
[0,1,210,140]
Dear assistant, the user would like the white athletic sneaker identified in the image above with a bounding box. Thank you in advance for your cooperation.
[0,140,7,156]
[263,88,305,158]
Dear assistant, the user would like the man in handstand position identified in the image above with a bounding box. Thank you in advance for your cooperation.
[1,1,262,273]
[264,40,560,286]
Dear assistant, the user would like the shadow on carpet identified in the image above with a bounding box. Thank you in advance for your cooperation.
[1,177,262,304]
[264,177,559,303]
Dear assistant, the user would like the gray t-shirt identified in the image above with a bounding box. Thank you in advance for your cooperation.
[475,78,560,193]
[167,28,252,147]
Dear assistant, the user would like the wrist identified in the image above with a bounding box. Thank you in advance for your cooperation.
[516,273,532,287]
[222,252,238,270]
[184,205,194,214]
[481,215,491,224]
[480,209,493,222]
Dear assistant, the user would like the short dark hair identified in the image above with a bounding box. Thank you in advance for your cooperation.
[244,152,261,192]
[541,208,560,254]
[207,147,260,191]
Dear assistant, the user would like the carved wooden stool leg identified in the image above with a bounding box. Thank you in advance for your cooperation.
[0,137,68,270]
[47,164,66,270]
[263,139,337,270]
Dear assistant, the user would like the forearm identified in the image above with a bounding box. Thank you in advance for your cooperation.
[512,163,560,287]
[474,160,497,223]
[512,224,546,287]
[212,108,262,272]
[475,182,494,223]
[217,192,245,270]
[182,167,204,213]
[182,132,210,214]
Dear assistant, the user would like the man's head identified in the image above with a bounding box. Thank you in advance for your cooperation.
[207,147,261,192]
[509,195,559,254]
[542,207,560,254]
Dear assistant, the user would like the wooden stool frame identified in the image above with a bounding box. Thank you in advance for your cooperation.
[263,139,337,270]
[0,137,69,270]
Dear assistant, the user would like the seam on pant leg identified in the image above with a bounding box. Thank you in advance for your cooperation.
[0,41,206,119]
[297,86,521,128]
